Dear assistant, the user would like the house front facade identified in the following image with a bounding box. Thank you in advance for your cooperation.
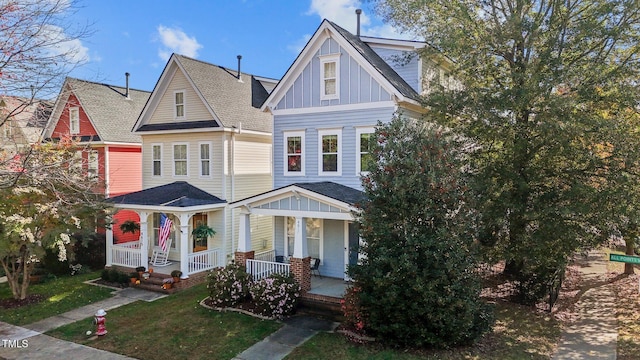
[107,54,276,281]
[232,20,452,294]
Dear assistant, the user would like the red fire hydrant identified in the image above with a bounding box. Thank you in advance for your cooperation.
[94,309,107,336]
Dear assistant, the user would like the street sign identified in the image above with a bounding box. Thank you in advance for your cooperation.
[609,253,640,264]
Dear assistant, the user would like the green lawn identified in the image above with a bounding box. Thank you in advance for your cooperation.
[0,271,114,325]
[47,284,282,360]
[287,301,561,360]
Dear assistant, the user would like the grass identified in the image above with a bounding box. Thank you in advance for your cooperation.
[286,301,560,359]
[47,284,282,360]
[0,271,114,326]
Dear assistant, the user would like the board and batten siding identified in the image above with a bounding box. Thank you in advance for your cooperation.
[370,46,420,93]
[273,106,396,189]
[147,70,212,125]
[275,38,393,110]
[107,146,142,197]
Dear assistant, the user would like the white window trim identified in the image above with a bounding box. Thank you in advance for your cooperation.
[151,143,162,177]
[69,107,80,135]
[172,142,189,177]
[174,90,186,120]
[319,54,340,101]
[284,130,305,176]
[198,141,212,178]
[318,128,342,176]
[356,126,376,175]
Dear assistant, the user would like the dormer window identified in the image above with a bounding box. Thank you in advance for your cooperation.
[320,54,340,100]
[69,107,79,134]
[174,90,185,118]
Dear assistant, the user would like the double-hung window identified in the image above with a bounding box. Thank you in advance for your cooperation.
[174,91,185,119]
[356,127,376,174]
[69,107,80,134]
[173,143,188,176]
[199,142,211,177]
[286,217,321,259]
[320,54,340,100]
[318,129,342,176]
[88,150,99,179]
[152,144,162,176]
[284,131,305,176]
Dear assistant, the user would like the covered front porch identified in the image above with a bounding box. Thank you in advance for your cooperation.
[107,182,229,278]
[231,182,364,295]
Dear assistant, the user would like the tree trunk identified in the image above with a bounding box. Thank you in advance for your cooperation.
[625,238,635,275]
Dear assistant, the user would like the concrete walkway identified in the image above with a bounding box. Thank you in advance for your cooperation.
[0,287,165,360]
[554,251,618,359]
[233,315,338,360]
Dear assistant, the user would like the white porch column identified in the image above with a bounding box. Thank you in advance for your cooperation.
[138,211,149,270]
[293,216,308,259]
[237,211,251,252]
[105,227,113,266]
[179,213,190,278]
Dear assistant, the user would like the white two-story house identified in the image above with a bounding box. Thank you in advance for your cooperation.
[107,54,276,283]
[231,20,453,296]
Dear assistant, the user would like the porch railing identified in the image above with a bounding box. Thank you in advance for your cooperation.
[116,240,140,249]
[254,249,275,262]
[111,245,142,268]
[188,248,223,275]
[246,259,290,281]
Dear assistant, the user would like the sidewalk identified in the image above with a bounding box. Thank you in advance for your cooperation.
[0,287,165,360]
[553,251,618,359]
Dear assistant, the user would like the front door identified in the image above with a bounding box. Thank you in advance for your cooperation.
[192,213,208,252]
[344,222,360,280]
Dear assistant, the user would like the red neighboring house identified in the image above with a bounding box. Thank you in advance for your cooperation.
[44,76,151,243]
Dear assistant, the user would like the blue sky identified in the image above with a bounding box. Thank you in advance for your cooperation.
[66,0,411,92]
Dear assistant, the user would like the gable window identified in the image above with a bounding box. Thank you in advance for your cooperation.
[174,91,185,118]
[320,54,340,100]
[152,144,162,176]
[69,107,79,134]
[88,150,99,179]
[284,130,305,176]
[318,129,342,176]
[173,143,188,176]
[356,127,376,174]
[199,142,211,177]
[286,217,321,259]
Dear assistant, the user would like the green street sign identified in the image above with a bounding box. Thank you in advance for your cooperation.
[609,253,640,264]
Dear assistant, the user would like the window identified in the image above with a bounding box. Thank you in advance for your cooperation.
[69,107,79,134]
[173,143,188,176]
[286,217,321,259]
[152,144,162,176]
[320,54,340,100]
[174,91,185,118]
[318,129,342,175]
[153,213,176,249]
[199,142,211,176]
[3,119,12,139]
[88,150,99,179]
[284,131,305,176]
[356,127,376,174]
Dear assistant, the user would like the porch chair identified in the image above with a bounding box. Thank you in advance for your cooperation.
[150,237,173,267]
[310,258,322,279]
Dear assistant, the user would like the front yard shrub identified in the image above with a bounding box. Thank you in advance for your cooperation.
[249,273,300,319]
[73,233,105,270]
[207,263,251,307]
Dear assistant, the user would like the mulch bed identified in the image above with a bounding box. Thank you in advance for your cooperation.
[0,294,45,309]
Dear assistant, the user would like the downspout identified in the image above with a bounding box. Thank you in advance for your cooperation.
[104,146,110,197]
[229,124,241,262]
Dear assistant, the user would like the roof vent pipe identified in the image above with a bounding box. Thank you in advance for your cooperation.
[125,72,130,99]
[356,9,362,36]
[237,55,242,81]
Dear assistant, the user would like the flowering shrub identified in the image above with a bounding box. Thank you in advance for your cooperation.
[207,263,252,307]
[249,273,300,319]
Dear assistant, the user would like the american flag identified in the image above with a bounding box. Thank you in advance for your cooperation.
[158,213,172,252]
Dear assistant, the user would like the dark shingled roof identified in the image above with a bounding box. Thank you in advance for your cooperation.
[293,182,364,206]
[108,181,226,207]
[173,55,272,133]
[327,21,421,102]
[136,120,219,132]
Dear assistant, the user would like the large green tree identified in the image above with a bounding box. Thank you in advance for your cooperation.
[350,117,493,349]
[371,0,640,299]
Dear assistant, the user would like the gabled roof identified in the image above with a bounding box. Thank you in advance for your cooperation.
[134,54,272,134]
[262,19,423,112]
[231,181,364,208]
[108,181,226,208]
[0,96,52,144]
[44,77,151,143]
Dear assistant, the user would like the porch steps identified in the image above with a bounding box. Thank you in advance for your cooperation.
[299,295,344,322]
[131,272,177,294]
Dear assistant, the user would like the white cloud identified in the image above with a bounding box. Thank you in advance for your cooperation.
[156,25,203,61]
[42,24,90,64]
